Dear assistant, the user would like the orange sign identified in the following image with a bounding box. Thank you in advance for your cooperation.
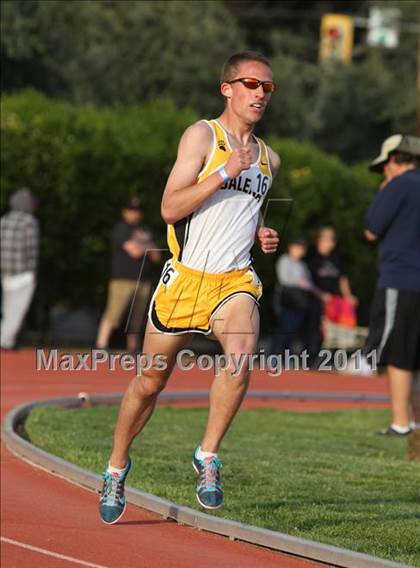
[319,14,354,64]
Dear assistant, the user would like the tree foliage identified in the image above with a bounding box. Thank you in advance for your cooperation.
[1,90,196,306]
[2,0,417,162]
[1,0,243,115]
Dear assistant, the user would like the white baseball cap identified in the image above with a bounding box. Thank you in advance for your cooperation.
[369,134,420,172]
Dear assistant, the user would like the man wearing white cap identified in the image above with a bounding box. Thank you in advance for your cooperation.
[364,134,420,435]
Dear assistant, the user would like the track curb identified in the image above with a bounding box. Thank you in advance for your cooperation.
[2,393,407,568]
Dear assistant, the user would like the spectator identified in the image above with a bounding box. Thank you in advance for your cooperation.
[271,236,315,354]
[96,198,161,352]
[304,227,358,362]
[364,134,420,436]
[1,188,39,350]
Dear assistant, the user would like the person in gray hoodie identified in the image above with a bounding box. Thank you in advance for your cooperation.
[1,188,39,349]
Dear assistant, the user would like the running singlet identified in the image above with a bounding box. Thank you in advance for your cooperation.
[166,119,273,273]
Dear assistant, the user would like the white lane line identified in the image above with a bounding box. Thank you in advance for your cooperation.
[1,537,110,568]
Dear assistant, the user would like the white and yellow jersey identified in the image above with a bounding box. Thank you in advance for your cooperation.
[166,119,273,273]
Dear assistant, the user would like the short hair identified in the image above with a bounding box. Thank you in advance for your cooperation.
[220,51,272,84]
[390,151,420,169]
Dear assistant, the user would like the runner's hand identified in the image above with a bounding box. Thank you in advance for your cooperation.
[257,227,279,254]
[225,147,252,178]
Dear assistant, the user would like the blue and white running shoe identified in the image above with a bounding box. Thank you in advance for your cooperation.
[192,447,223,509]
[99,458,131,524]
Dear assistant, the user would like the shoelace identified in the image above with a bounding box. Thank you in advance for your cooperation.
[198,456,222,491]
[101,471,124,505]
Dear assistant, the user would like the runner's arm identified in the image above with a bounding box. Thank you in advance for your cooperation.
[255,146,280,253]
[161,122,223,225]
[161,122,252,225]
[256,213,279,254]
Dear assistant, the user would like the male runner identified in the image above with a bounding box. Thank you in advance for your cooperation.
[100,51,280,524]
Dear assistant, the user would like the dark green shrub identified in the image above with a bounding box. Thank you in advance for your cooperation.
[1,90,196,306]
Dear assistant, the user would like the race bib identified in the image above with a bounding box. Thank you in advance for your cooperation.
[160,261,179,288]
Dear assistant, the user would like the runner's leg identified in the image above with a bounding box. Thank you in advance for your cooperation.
[109,321,191,468]
[201,294,259,453]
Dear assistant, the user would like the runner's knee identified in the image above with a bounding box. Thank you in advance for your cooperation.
[224,339,255,379]
[131,373,167,399]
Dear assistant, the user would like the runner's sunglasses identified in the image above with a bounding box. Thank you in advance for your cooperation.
[227,77,276,93]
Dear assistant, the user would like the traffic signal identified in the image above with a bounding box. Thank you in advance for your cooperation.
[319,14,354,64]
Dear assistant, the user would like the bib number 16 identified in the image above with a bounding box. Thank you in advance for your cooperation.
[161,263,178,287]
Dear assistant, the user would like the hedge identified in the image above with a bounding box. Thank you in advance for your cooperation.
[1,90,380,324]
[1,90,196,307]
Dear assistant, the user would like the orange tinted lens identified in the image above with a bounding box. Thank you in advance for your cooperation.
[263,81,276,93]
[241,78,260,89]
[241,78,276,93]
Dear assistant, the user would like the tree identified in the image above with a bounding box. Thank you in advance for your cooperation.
[1,0,243,114]
[2,0,417,160]
[226,0,418,161]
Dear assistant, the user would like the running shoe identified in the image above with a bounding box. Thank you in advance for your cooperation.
[376,426,412,437]
[99,458,131,524]
[192,447,223,509]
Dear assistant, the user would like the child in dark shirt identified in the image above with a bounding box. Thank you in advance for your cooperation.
[304,227,358,362]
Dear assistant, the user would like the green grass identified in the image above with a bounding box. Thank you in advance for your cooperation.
[25,406,420,566]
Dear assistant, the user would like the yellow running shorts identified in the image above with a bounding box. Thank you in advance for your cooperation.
[148,259,262,335]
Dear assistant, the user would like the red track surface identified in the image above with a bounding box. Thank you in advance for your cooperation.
[1,350,389,568]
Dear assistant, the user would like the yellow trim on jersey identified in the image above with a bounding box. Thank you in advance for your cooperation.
[198,120,230,182]
[167,224,180,259]
[257,138,271,178]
